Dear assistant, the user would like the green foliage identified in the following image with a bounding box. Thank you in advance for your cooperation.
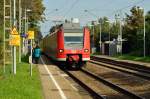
[0,1,3,26]
[21,0,45,40]
[0,27,3,63]
[123,6,150,56]
[90,17,119,51]
[89,6,150,56]
[115,54,150,63]
[0,0,45,62]
[145,11,150,55]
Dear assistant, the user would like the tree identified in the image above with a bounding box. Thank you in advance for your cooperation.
[145,11,150,55]
[123,6,144,56]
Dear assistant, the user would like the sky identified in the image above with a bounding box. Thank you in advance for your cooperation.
[40,0,150,36]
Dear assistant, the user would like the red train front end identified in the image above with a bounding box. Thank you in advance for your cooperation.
[56,24,90,67]
[41,21,90,68]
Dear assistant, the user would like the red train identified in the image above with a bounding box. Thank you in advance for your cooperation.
[40,21,90,68]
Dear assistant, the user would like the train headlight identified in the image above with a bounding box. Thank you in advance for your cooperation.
[84,49,89,53]
[59,49,64,53]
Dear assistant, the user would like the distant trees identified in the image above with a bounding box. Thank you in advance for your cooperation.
[91,6,150,56]
[0,0,45,62]
[0,0,45,34]
[123,6,144,55]
[145,11,150,55]
[21,0,45,40]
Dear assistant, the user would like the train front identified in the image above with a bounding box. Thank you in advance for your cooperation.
[57,21,90,68]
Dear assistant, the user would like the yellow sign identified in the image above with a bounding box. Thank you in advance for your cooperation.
[9,35,20,46]
[11,27,18,35]
[27,31,34,39]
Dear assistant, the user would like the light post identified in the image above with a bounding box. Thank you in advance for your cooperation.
[19,0,22,63]
[139,7,146,57]
[84,10,101,53]
[115,13,123,55]
[106,20,110,56]
[92,23,95,48]
[23,9,32,55]
[99,21,102,53]
[13,0,17,74]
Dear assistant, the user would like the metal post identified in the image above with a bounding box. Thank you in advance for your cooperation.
[93,25,94,47]
[23,9,26,55]
[30,39,32,76]
[13,0,16,74]
[144,10,146,57]
[108,22,110,56]
[19,0,22,62]
[3,0,6,73]
[99,22,102,53]
[26,17,29,54]
[119,12,123,55]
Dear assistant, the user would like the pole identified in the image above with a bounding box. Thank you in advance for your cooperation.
[3,0,5,73]
[119,11,123,55]
[30,39,32,76]
[99,22,101,53]
[108,22,110,56]
[93,25,94,48]
[144,10,146,57]
[23,9,26,55]
[26,17,29,54]
[13,0,16,74]
[19,0,22,62]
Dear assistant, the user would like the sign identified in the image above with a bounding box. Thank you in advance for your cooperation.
[27,31,34,39]
[9,35,20,46]
[21,33,27,38]
[11,27,18,35]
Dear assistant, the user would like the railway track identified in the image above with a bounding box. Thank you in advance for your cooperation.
[63,69,104,99]
[62,67,143,99]
[43,55,149,98]
[90,56,150,80]
[80,69,143,99]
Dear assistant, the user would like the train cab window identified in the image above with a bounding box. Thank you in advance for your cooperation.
[64,36,83,43]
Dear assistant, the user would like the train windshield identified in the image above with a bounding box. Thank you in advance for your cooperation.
[64,29,84,49]
[64,36,83,43]
[64,30,83,43]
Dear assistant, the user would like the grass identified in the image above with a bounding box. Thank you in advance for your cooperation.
[0,57,43,99]
[92,52,150,63]
[115,54,150,63]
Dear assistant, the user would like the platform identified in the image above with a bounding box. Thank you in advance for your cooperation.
[38,56,91,99]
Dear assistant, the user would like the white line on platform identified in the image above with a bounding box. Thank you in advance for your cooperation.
[57,71,78,91]
[41,57,67,99]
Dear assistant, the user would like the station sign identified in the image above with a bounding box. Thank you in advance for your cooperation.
[11,27,18,35]
[9,35,20,46]
[27,31,34,39]
[20,33,27,38]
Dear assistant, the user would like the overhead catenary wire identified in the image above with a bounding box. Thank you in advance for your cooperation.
[63,0,79,19]
[107,0,145,18]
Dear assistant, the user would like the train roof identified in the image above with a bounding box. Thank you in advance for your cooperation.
[63,22,81,29]
[63,22,83,33]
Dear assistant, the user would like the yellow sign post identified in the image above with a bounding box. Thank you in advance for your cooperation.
[10,27,20,46]
[27,31,34,39]
[11,27,18,35]
[9,35,20,46]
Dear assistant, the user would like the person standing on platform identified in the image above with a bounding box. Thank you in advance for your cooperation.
[33,45,41,64]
